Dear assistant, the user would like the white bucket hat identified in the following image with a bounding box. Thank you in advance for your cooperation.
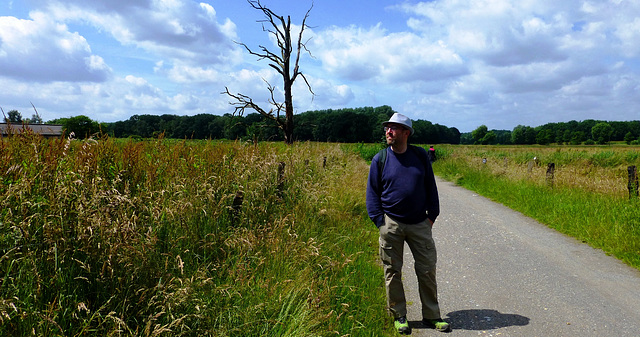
[382,113,414,136]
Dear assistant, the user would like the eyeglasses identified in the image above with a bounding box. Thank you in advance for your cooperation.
[384,126,405,133]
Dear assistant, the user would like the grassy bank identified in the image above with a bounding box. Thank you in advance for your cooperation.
[1,134,393,336]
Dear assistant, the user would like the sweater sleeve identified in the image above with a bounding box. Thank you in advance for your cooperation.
[366,152,385,228]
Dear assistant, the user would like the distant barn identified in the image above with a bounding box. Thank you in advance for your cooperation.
[0,123,64,138]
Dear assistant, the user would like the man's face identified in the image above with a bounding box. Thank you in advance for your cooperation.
[385,123,409,146]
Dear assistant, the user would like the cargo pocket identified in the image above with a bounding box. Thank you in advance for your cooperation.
[379,237,394,266]
[407,222,437,270]
[379,215,402,269]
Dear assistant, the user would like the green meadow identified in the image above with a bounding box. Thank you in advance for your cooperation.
[1,134,391,336]
[2,134,639,336]
[425,144,640,269]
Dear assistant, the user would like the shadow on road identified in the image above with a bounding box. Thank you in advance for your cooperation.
[409,309,530,331]
[446,309,530,330]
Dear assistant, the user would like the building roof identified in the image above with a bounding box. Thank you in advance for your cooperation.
[0,123,64,137]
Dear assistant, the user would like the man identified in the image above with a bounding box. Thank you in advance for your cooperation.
[428,145,437,163]
[366,113,450,334]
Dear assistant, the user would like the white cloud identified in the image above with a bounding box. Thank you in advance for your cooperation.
[2,0,640,133]
[310,24,386,81]
[379,0,640,129]
[311,24,467,84]
[156,61,223,84]
[170,93,200,111]
[615,18,640,57]
[227,68,279,99]
[0,13,111,82]
[293,77,354,110]
[40,0,240,66]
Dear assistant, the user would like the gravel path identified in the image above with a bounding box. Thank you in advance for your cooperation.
[401,177,640,336]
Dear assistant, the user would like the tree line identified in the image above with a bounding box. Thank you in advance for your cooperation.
[6,106,640,145]
[100,105,461,144]
[466,120,640,145]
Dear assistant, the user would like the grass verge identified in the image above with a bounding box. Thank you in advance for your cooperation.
[432,145,640,270]
[1,135,393,336]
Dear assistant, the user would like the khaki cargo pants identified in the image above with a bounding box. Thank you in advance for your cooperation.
[379,214,441,320]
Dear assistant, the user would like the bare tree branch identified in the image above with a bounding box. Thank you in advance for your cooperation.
[298,72,315,98]
[222,0,315,144]
[30,101,42,123]
[0,106,7,124]
[223,86,285,128]
[292,3,313,83]
[223,87,269,117]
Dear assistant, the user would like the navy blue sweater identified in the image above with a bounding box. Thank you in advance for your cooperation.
[366,146,440,228]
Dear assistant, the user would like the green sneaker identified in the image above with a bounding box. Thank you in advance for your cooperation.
[394,316,411,335]
[423,318,451,332]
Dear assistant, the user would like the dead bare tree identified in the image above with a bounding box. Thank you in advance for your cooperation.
[223,0,314,144]
[30,101,43,124]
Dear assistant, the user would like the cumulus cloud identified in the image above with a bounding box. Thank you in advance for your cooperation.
[0,13,111,82]
[614,18,640,57]
[293,77,354,109]
[38,0,240,66]
[3,0,640,132]
[382,0,640,129]
[402,1,573,66]
[226,68,280,99]
[155,61,223,84]
[311,24,467,84]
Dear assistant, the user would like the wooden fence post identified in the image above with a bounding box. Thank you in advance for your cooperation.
[546,163,555,187]
[628,166,638,199]
[232,190,244,219]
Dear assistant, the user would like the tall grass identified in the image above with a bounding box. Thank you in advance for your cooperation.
[431,144,640,270]
[1,134,392,336]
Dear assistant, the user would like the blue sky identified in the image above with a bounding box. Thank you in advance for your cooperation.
[1,0,640,132]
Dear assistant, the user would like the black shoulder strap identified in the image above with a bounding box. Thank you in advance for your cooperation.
[377,148,387,182]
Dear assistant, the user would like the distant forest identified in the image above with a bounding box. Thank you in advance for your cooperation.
[7,104,639,145]
[102,105,462,144]
[101,105,640,145]
[463,120,640,145]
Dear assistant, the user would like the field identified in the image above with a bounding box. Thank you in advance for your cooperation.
[3,134,639,336]
[433,144,640,197]
[345,142,640,270]
[426,144,640,270]
[0,134,392,336]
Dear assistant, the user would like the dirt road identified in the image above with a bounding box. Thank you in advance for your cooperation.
[401,177,640,336]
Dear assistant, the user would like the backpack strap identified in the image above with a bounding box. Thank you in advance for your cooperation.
[377,147,387,178]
